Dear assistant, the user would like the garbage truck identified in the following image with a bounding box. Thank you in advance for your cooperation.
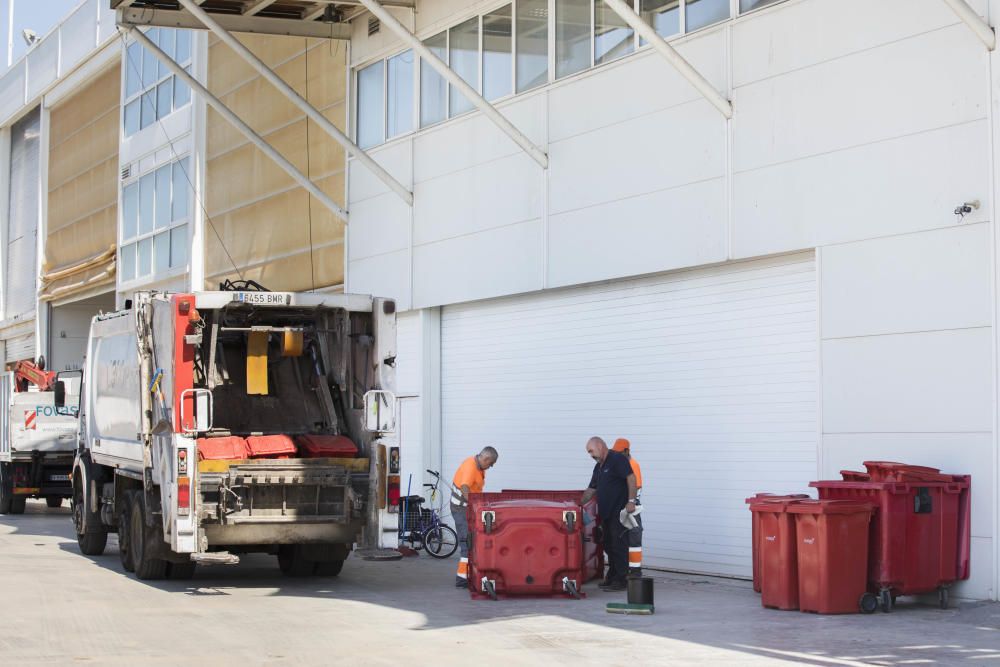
[0,360,81,514]
[72,285,397,579]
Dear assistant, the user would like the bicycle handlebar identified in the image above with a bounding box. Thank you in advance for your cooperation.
[426,469,440,478]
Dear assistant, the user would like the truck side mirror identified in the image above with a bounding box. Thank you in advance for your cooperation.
[54,380,66,408]
[363,390,396,434]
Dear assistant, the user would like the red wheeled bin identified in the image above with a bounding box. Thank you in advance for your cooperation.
[749,498,804,610]
[746,493,809,593]
[811,469,970,611]
[788,500,877,614]
[466,490,603,600]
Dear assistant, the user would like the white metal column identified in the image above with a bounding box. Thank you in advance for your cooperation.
[129,27,350,223]
[359,0,550,169]
[174,0,414,206]
[600,0,732,118]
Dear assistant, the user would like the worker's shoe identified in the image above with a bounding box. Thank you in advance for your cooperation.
[455,577,468,588]
[628,568,642,579]
[600,579,627,592]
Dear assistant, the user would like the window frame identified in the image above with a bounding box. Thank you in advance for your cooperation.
[121,28,193,140]
[118,155,192,287]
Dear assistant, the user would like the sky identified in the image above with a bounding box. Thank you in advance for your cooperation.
[2,0,82,66]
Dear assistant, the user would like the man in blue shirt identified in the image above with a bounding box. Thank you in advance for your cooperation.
[582,436,638,591]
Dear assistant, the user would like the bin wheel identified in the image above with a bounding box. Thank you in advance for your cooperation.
[938,587,949,610]
[565,579,581,600]
[879,588,893,613]
[483,579,497,601]
[859,592,878,614]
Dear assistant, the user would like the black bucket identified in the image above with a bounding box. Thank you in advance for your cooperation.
[627,577,654,607]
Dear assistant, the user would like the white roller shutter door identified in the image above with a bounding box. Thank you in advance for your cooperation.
[441,253,818,578]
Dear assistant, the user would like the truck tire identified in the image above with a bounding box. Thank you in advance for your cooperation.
[277,545,315,577]
[118,492,135,572]
[129,494,167,581]
[9,497,26,514]
[46,497,63,508]
[167,562,197,580]
[73,474,108,555]
[314,559,344,577]
[0,462,12,514]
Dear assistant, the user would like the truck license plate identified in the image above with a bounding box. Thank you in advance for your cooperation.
[232,292,291,306]
[48,474,70,482]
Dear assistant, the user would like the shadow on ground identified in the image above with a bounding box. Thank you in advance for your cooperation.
[4,500,999,666]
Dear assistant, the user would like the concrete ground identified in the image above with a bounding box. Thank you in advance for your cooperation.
[1,500,998,667]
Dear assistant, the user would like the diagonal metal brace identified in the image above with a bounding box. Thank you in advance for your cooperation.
[358,0,549,168]
[175,0,414,206]
[941,0,996,50]
[128,27,350,223]
[600,0,732,119]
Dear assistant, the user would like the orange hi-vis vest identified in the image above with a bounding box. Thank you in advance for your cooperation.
[451,456,485,506]
[630,457,643,494]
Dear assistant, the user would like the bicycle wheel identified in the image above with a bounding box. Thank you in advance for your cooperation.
[424,524,459,559]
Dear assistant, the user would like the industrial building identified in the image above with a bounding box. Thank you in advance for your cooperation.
[0,0,997,601]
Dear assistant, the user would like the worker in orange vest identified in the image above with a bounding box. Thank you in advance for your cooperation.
[450,446,499,588]
[613,438,643,578]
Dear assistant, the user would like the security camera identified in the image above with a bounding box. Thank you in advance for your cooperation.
[954,199,981,221]
[21,29,37,47]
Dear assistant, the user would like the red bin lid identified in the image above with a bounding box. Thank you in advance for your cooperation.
[786,499,874,515]
[744,492,810,505]
[748,497,808,512]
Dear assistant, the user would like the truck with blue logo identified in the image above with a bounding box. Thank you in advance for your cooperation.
[0,360,81,514]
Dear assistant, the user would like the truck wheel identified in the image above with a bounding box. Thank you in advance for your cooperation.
[129,494,167,580]
[46,497,63,509]
[0,462,12,514]
[167,562,197,580]
[118,492,135,572]
[278,545,315,577]
[9,497,26,514]
[73,475,108,555]
[314,559,344,577]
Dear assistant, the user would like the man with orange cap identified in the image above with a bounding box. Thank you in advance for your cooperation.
[613,438,643,578]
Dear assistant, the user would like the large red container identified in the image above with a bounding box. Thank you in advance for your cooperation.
[788,500,874,614]
[467,490,602,599]
[295,434,357,458]
[749,498,803,610]
[245,434,298,459]
[811,478,968,597]
[197,436,249,461]
[745,493,809,593]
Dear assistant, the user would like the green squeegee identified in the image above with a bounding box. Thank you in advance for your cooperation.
[606,602,655,615]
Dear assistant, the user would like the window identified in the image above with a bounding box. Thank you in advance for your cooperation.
[421,32,447,127]
[448,17,479,117]
[685,0,729,31]
[387,50,414,138]
[641,0,680,40]
[555,0,591,79]
[123,28,193,138]
[356,61,384,149]
[516,0,548,92]
[595,0,634,65]
[483,6,512,101]
[740,0,783,12]
[120,157,191,284]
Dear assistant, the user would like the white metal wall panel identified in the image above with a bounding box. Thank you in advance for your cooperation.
[395,311,421,396]
[440,253,818,577]
[5,108,41,322]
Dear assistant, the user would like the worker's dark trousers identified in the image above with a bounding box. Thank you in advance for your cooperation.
[452,504,469,581]
[602,515,629,584]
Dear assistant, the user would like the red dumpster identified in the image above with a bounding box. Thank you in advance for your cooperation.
[295,434,358,458]
[197,436,249,461]
[745,493,809,593]
[467,491,602,600]
[788,500,875,614]
[749,498,803,610]
[811,477,968,610]
[245,434,298,459]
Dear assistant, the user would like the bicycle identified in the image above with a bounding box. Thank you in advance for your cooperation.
[398,469,459,559]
